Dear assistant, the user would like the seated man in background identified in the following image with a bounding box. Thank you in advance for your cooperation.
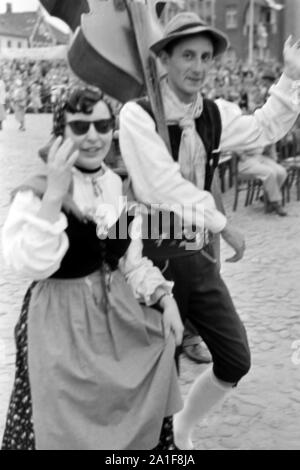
[238,144,288,216]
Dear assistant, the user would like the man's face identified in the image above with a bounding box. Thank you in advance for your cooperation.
[160,35,214,103]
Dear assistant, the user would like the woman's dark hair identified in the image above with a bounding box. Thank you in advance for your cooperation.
[53,86,114,137]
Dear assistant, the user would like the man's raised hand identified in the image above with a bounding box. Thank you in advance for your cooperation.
[284,36,300,81]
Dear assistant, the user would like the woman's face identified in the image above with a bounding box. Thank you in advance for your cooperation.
[65,100,113,171]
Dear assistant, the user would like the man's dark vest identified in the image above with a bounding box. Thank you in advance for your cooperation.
[136,97,222,261]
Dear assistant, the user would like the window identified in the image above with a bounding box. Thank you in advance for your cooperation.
[226,6,238,30]
[18,42,22,48]
[199,0,213,24]
[7,40,12,48]
[187,0,197,12]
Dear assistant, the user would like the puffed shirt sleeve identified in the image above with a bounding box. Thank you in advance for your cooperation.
[118,212,174,306]
[218,73,300,152]
[119,102,227,234]
[2,190,69,279]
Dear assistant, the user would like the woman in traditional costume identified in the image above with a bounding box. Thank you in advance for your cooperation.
[1,86,183,451]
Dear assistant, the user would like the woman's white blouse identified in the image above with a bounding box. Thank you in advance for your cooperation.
[2,167,173,306]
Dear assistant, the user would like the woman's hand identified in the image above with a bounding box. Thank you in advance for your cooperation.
[37,137,79,224]
[46,136,79,200]
[160,295,184,346]
[283,36,300,81]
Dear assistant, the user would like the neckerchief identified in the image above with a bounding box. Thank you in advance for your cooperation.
[161,77,206,189]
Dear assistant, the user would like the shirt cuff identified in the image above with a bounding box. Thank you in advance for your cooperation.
[135,268,174,307]
[208,211,227,234]
[149,281,174,307]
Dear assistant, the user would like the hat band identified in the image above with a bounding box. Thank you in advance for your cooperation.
[169,22,207,35]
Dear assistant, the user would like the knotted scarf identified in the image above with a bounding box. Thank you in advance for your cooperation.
[161,77,206,189]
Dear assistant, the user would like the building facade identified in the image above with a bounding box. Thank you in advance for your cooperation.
[214,0,285,63]
[284,0,300,43]
[159,0,300,63]
[0,2,69,52]
[160,0,216,24]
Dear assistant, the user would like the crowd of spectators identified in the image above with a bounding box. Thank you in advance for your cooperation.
[202,56,283,112]
[1,55,299,210]
[0,55,284,116]
[0,58,74,114]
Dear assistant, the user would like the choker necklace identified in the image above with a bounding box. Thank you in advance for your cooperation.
[75,165,104,175]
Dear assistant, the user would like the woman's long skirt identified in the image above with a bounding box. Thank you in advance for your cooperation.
[1,270,182,450]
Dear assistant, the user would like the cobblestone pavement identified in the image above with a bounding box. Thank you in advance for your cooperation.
[0,114,300,450]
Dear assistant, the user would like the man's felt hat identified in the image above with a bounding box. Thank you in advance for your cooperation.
[150,11,229,57]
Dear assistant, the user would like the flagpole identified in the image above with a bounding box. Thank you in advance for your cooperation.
[211,0,215,26]
[248,0,255,66]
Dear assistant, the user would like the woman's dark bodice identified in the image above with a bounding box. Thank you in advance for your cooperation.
[50,210,134,279]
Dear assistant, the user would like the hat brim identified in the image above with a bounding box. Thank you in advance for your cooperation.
[150,25,229,57]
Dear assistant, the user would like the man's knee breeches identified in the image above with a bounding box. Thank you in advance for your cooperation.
[167,253,252,385]
[212,326,252,385]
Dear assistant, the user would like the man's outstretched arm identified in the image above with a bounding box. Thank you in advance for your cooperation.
[219,37,300,152]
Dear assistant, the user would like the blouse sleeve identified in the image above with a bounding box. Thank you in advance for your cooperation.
[118,212,174,306]
[2,190,69,279]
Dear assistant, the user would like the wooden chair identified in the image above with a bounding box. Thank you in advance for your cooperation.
[232,152,268,212]
[218,152,234,193]
[277,132,300,202]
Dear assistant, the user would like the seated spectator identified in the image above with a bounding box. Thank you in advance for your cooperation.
[238,144,288,216]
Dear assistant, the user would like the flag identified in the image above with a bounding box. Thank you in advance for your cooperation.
[155,0,186,16]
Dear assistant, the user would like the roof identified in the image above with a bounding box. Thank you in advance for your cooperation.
[0,10,69,44]
[48,23,70,45]
[0,11,37,39]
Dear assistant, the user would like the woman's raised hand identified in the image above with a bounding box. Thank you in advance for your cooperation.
[46,136,79,200]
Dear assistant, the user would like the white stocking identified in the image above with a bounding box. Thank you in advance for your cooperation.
[174,367,233,449]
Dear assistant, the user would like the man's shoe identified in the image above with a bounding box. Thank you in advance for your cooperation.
[269,202,288,217]
[182,334,212,364]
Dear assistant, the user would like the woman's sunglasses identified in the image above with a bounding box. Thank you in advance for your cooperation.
[67,118,115,136]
